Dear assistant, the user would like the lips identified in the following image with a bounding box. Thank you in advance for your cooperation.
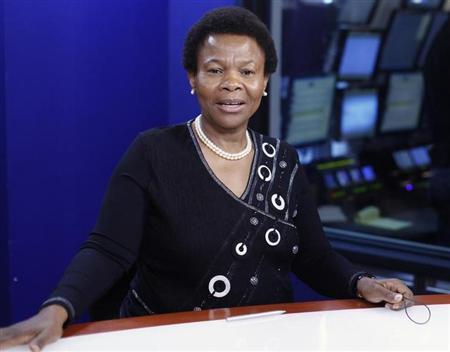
[216,99,246,113]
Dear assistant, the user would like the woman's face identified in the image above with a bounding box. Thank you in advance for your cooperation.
[188,34,269,131]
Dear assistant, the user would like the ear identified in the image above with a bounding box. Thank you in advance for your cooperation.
[187,72,196,89]
[263,74,270,92]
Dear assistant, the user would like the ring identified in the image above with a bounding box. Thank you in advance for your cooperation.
[208,275,231,298]
[265,228,281,246]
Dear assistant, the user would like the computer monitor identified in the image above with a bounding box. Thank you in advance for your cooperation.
[336,170,351,187]
[381,72,424,133]
[338,0,376,24]
[418,12,448,67]
[370,0,402,30]
[340,89,378,139]
[379,11,432,70]
[286,75,335,146]
[410,146,431,167]
[406,0,443,9]
[323,172,338,189]
[393,150,415,170]
[349,168,363,184]
[339,32,381,79]
[361,165,376,182]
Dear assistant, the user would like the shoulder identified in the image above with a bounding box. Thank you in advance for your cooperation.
[138,123,189,145]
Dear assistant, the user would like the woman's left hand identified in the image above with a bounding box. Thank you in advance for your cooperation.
[356,277,414,310]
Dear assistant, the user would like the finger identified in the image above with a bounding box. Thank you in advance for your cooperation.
[0,328,37,350]
[373,282,404,304]
[29,326,61,352]
[385,303,404,311]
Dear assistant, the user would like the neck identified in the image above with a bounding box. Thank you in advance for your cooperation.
[200,115,248,153]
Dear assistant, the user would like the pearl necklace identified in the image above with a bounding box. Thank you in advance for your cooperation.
[193,115,252,161]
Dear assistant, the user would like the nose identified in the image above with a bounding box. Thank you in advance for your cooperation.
[220,70,243,91]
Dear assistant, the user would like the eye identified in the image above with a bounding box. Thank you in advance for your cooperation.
[207,68,222,74]
[241,69,255,76]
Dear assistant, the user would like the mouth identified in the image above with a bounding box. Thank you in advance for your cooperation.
[216,99,246,113]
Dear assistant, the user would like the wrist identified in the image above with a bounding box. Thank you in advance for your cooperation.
[39,304,69,326]
[353,273,376,298]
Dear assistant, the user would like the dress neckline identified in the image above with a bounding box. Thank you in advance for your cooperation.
[187,119,259,201]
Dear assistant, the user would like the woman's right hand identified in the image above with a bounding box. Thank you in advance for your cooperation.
[0,305,68,352]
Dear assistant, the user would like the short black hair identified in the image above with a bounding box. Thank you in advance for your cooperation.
[183,6,278,75]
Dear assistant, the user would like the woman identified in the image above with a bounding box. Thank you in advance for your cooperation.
[0,6,412,352]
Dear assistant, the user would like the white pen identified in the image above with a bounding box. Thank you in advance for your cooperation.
[226,310,286,322]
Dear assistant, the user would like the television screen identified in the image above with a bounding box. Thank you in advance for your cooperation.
[339,32,381,79]
[340,89,378,139]
[393,150,415,170]
[406,0,443,9]
[379,11,432,70]
[338,0,376,24]
[361,165,376,182]
[350,168,363,183]
[370,0,402,30]
[286,76,335,146]
[381,72,424,132]
[410,146,431,167]
[418,12,448,67]
[324,173,338,189]
[336,170,351,187]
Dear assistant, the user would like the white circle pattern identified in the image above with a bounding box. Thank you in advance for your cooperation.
[257,165,272,181]
[208,275,231,298]
[235,243,247,256]
[265,228,281,246]
[262,143,276,158]
[271,194,285,210]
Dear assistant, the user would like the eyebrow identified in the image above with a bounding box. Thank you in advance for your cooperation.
[203,58,256,66]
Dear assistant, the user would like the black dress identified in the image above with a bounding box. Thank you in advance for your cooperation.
[42,120,363,321]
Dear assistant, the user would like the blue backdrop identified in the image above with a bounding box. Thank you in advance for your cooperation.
[1,0,325,326]
[2,0,234,325]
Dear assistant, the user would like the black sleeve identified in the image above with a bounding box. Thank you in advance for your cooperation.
[291,163,364,298]
[42,134,151,320]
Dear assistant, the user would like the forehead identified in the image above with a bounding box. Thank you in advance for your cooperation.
[198,34,264,62]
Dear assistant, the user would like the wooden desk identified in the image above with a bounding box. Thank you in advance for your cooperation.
[65,294,450,337]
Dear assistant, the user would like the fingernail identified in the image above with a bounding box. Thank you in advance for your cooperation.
[394,294,402,301]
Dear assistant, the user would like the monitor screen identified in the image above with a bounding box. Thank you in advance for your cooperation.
[350,168,363,183]
[406,0,443,9]
[323,173,338,189]
[410,146,431,167]
[418,12,448,67]
[338,0,376,24]
[393,150,415,170]
[361,165,376,182]
[370,0,402,30]
[286,76,335,146]
[339,32,381,79]
[340,89,378,139]
[379,11,432,70]
[381,72,424,132]
[336,170,351,187]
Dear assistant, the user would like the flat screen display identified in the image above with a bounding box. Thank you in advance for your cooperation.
[379,11,431,70]
[418,12,448,67]
[406,0,443,9]
[338,0,376,24]
[393,150,415,170]
[324,173,338,189]
[350,168,363,183]
[410,146,431,167]
[336,170,351,187]
[286,76,335,146]
[381,72,424,132]
[339,32,381,79]
[340,89,378,139]
[370,0,402,30]
[361,165,376,182]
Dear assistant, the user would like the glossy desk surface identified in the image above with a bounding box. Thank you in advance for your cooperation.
[9,295,450,351]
